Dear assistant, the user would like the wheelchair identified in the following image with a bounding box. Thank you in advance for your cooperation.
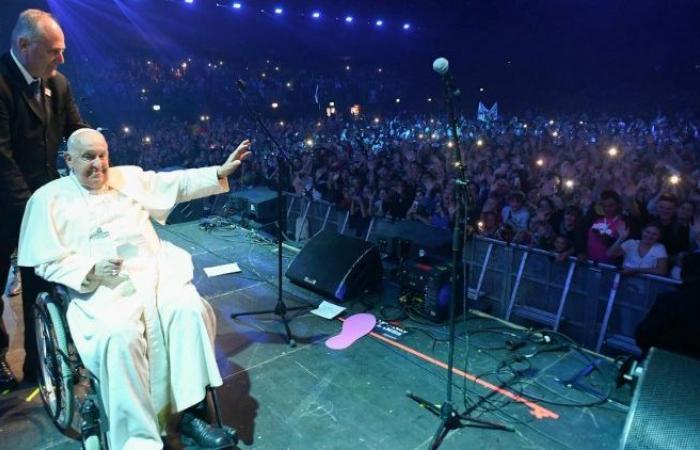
[34,285,107,450]
[34,285,236,450]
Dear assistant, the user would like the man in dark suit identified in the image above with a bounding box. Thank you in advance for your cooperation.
[0,9,89,388]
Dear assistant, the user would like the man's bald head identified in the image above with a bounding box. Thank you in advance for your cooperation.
[11,9,66,79]
[65,128,110,191]
[11,9,58,45]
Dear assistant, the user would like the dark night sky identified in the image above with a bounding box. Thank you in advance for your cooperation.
[2,0,698,114]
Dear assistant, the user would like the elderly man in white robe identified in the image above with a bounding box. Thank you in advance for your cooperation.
[17,128,251,450]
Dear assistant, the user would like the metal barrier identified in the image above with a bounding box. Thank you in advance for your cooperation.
[283,193,346,242]
[464,236,681,355]
[277,195,681,356]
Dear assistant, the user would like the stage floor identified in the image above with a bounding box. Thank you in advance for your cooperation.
[1,221,632,450]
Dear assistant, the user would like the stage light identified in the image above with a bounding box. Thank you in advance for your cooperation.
[152,104,161,111]
[523,123,528,128]
[373,117,380,124]
[279,121,285,126]
[377,67,383,73]
[184,0,194,4]
[479,87,484,92]
[141,88,147,94]
[552,131,559,137]
[181,62,187,69]
[403,23,411,30]
[395,98,401,103]
[274,66,280,71]
[565,179,575,188]
[418,133,424,139]
[271,102,279,109]
[375,19,384,27]
[233,2,242,8]
[123,126,130,134]
[447,141,454,148]
[286,82,292,88]
[427,98,432,102]
[536,158,544,167]
[670,175,681,185]
[476,139,484,147]
[608,147,618,157]
[274,7,283,14]
[312,11,320,19]
[549,119,555,125]
[345,16,353,23]
[345,65,351,71]
[305,138,314,147]
[144,136,152,143]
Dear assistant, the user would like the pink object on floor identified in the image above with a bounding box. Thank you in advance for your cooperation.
[325,313,377,350]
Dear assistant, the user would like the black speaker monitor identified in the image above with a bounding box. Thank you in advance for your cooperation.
[620,347,700,450]
[285,230,382,302]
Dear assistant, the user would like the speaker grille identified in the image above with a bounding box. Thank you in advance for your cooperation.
[285,230,382,301]
[620,348,700,449]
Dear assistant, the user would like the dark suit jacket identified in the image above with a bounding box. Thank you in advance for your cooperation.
[0,52,89,245]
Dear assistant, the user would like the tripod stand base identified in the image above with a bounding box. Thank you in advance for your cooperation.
[230,302,313,347]
[407,391,513,449]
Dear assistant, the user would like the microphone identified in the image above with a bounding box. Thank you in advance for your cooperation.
[432,57,460,97]
[432,57,449,76]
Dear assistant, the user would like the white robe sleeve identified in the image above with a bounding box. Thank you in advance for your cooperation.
[17,187,100,293]
[113,166,229,224]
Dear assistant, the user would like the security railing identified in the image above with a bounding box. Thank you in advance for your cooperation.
[279,194,681,356]
[464,236,681,355]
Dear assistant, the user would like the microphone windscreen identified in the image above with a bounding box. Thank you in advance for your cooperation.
[432,57,449,75]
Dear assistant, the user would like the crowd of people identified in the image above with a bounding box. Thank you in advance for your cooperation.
[2,8,699,450]
[59,54,700,280]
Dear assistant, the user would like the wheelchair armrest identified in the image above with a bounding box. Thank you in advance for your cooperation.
[50,284,73,309]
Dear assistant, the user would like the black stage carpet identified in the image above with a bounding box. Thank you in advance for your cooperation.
[0,221,632,449]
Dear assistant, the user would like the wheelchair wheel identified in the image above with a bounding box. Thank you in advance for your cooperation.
[35,293,75,434]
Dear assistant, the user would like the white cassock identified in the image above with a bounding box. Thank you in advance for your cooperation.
[17,165,228,450]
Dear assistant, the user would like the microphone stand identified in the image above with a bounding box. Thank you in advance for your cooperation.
[406,66,512,449]
[230,81,312,347]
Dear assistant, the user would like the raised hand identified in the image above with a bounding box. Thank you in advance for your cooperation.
[617,222,630,241]
[217,139,252,178]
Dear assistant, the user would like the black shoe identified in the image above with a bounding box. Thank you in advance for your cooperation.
[0,355,18,390]
[178,411,235,449]
[221,425,239,445]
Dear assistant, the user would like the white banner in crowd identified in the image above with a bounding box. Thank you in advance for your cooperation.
[477,101,498,122]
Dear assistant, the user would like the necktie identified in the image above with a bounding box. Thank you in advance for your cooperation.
[30,79,41,103]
